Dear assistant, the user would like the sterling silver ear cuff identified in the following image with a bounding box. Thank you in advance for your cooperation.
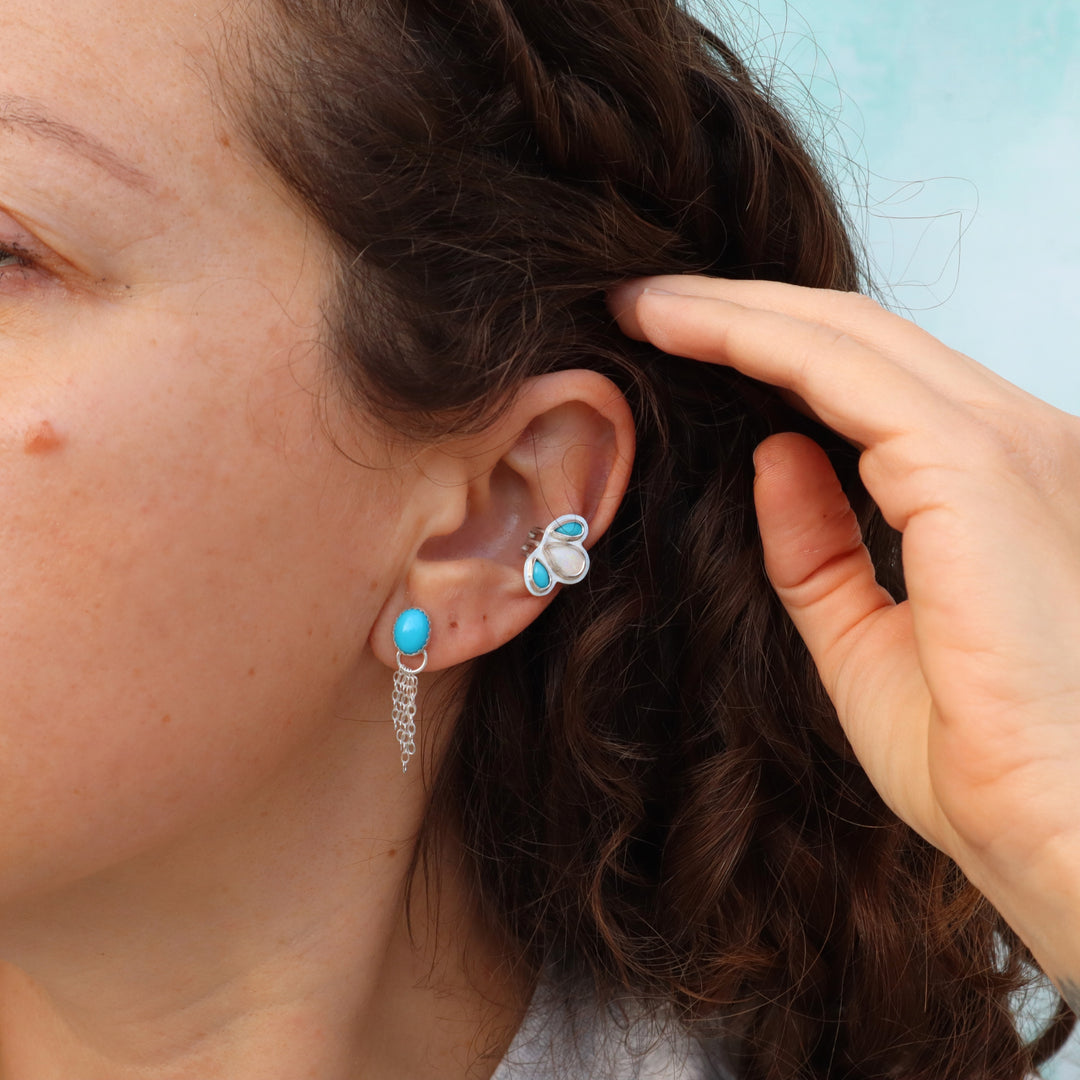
[522,514,590,597]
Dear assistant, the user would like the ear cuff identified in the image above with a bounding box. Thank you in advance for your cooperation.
[522,514,590,597]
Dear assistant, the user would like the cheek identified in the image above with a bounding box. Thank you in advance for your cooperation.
[0,305,392,900]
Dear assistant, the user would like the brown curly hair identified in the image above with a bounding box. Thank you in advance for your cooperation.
[235,0,1073,1075]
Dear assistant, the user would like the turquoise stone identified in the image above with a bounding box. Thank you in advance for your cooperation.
[393,608,430,655]
[531,560,551,591]
[554,520,584,537]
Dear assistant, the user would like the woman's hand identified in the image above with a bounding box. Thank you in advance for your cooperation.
[612,276,1080,997]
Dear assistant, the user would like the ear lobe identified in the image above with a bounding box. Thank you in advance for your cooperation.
[371,556,553,675]
[368,370,635,674]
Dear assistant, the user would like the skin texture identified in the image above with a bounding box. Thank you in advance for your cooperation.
[612,275,1080,1019]
[0,2,634,1077]
[7,0,1073,1071]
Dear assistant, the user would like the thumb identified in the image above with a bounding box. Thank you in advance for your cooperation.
[753,433,893,649]
[754,434,933,831]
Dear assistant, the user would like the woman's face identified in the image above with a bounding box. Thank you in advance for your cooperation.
[0,0,403,901]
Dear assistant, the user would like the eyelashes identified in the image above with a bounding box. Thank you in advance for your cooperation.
[0,240,50,293]
[0,242,33,268]
[0,242,36,281]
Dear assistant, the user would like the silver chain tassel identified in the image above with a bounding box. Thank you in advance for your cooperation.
[392,650,426,773]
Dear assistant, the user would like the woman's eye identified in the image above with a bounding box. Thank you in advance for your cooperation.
[0,244,33,271]
[0,242,47,291]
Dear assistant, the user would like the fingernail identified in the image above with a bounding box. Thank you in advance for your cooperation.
[641,287,677,297]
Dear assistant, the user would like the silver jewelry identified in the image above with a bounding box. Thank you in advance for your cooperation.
[522,514,590,597]
[391,608,430,773]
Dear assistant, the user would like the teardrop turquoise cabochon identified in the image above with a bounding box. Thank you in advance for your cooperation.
[531,561,551,591]
[393,608,431,655]
[554,521,584,537]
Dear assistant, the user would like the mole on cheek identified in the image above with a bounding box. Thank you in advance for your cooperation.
[23,420,64,455]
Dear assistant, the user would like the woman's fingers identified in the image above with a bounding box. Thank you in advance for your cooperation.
[752,433,935,834]
[753,433,888,623]
[612,275,1080,952]
[614,285,960,456]
[610,275,1017,406]
[619,277,917,352]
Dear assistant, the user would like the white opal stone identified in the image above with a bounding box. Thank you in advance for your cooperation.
[546,542,587,580]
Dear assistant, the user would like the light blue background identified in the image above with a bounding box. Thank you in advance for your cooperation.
[700,2,1080,1074]
[713,0,1080,414]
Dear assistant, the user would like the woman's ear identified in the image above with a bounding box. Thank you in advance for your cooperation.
[369,370,635,671]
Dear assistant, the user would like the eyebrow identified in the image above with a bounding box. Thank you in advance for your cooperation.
[0,92,156,193]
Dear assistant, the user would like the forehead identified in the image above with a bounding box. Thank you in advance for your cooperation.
[0,0,309,273]
[0,0,246,180]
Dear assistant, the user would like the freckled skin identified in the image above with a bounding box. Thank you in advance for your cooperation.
[0,1,531,1076]
[22,420,62,455]
[0,0,413,916]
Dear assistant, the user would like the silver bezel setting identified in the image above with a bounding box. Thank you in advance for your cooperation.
[523,513,590,597]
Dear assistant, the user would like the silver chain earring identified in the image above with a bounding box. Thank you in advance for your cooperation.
[391,608,430,773]
[522,514,590,596]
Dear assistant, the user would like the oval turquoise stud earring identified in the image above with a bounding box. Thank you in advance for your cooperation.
[391,608,430,773]
[522,514,590,597]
